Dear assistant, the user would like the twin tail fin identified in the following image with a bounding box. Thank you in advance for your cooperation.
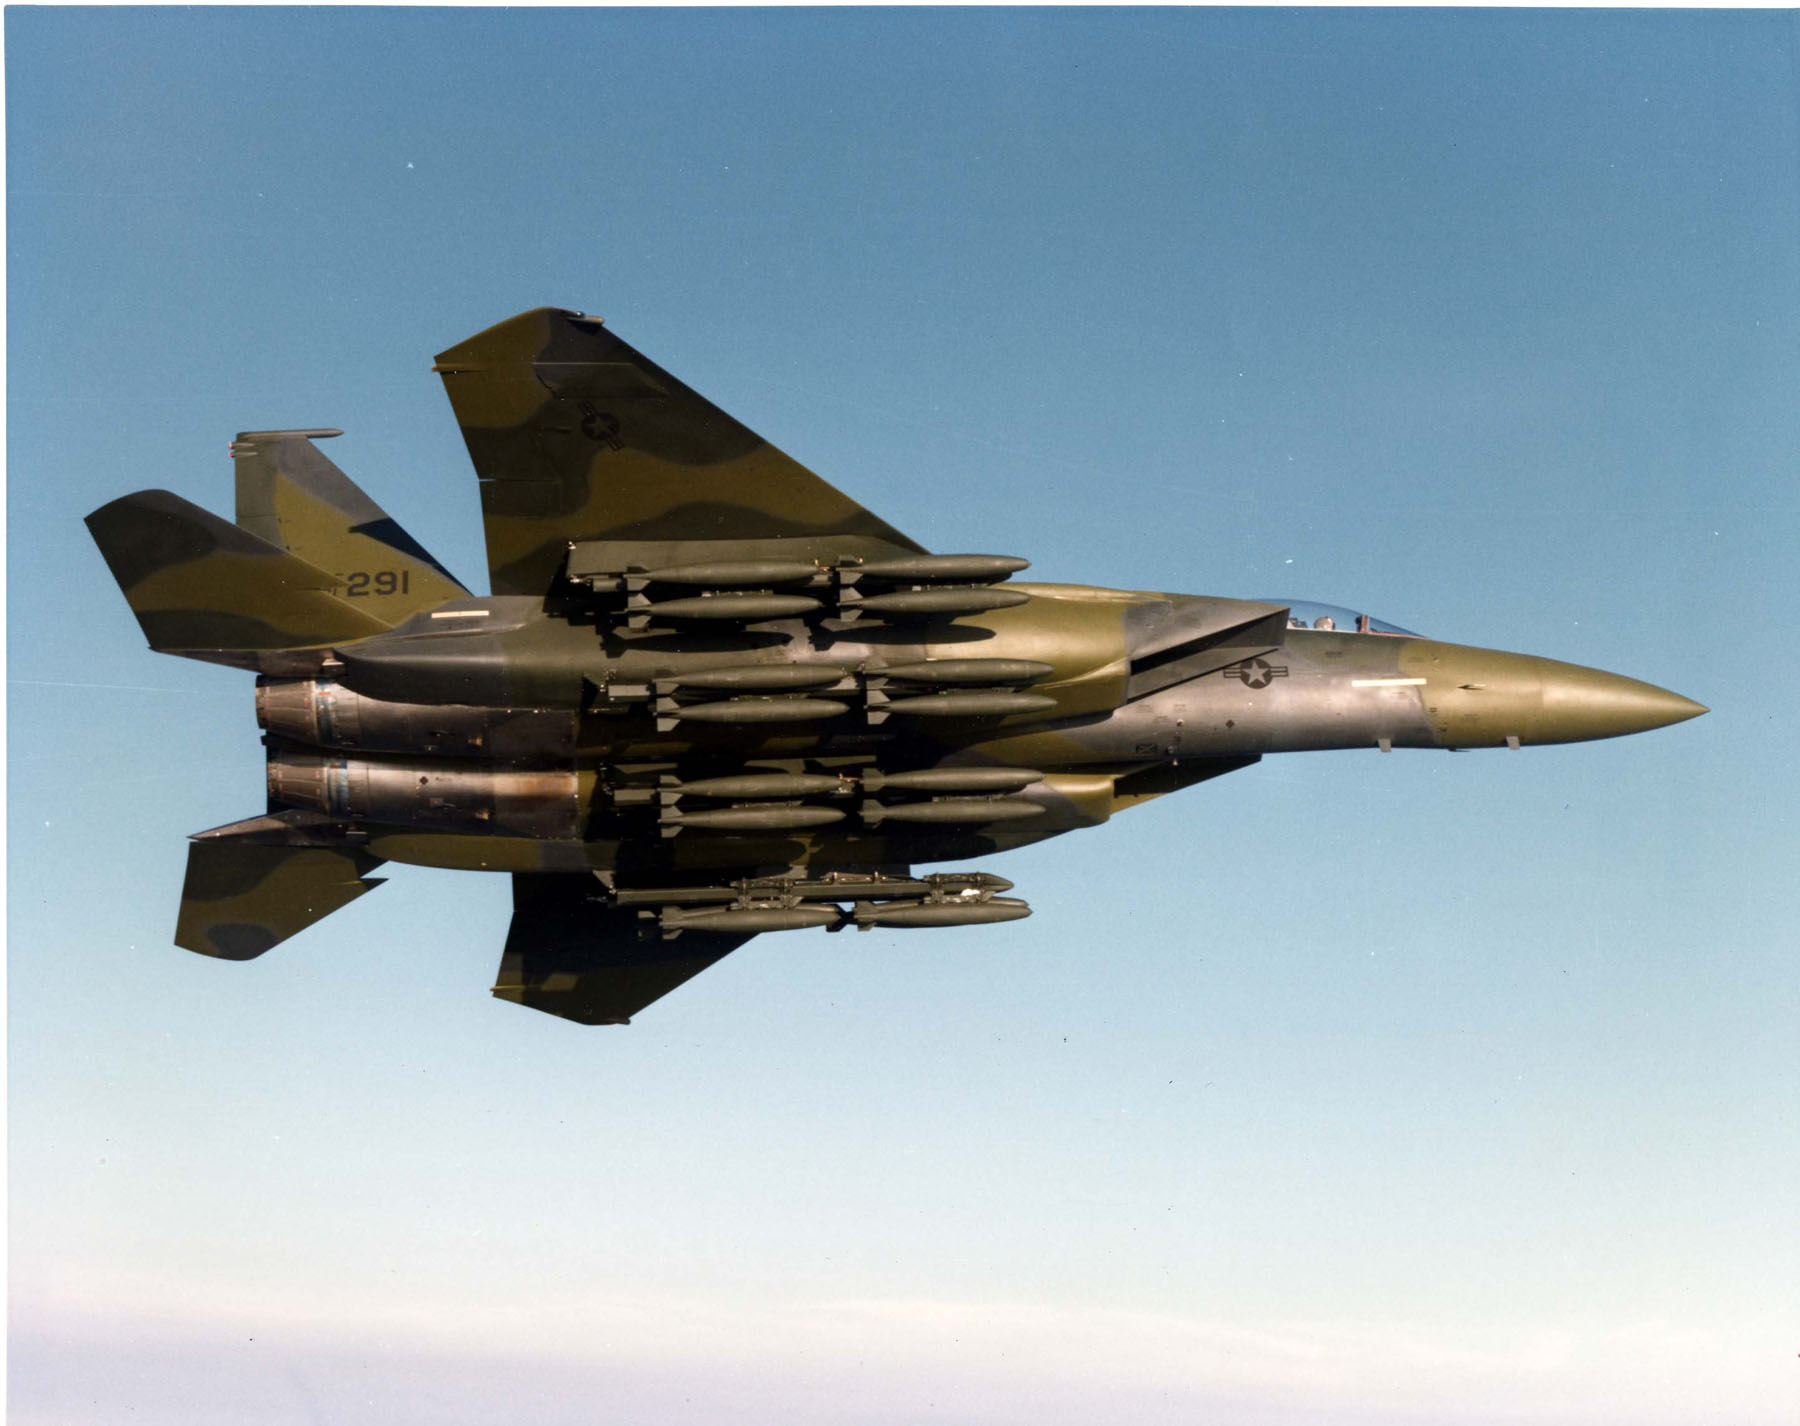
[86,429,465,669]
[230,429,466,622]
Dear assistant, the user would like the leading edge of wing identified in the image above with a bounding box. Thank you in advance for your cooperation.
[433,308,925,597]
[494,874,751,1026]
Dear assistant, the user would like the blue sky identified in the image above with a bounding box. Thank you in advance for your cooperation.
[8,9,1796,1424]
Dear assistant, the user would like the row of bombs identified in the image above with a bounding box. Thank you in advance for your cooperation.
[607,871,1031,936]
[645,765,1049,834]
[565,553,1035,627]
[266,748,1056,840]
[256,656,1065,759]
[638,658,1062,727]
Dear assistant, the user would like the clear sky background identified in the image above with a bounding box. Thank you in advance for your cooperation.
[7,8,1796,1424]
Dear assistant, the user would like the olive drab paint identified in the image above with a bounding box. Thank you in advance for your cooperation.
[85,308,1708,1027]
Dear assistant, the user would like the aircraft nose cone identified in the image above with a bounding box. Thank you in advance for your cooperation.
[1404,642,1708,748]
[1541,670,1708,742]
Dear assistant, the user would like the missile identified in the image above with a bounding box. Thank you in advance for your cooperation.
[876,659,1054,685]
[861,767,1043,794]
[854,896,1032,928]
[772,870,1018,899]
[856,554,1030,583]
[642,560,821,587]
[609,869,1014,907]
[924,872,1015,892]
[667,772,850,800]
[660,904,843,934]
[665,664,848,692]
[664,805,848,832]
[642,593,822,621]
[852,588,1030,617]
[672,697,851,724]
[862,796,1047,825]
[881,692,1058,718]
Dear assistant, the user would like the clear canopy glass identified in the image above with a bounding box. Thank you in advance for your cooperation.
[1264,600,1423,638]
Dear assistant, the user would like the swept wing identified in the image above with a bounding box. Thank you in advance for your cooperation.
[434,308,924,597]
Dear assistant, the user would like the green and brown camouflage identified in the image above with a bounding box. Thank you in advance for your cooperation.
[87,308,1708,1028]
[493,875,749,1025]
[86,489,391,668]
[175,814,386,960]
[231,428,468,623]
[434,308,923,597]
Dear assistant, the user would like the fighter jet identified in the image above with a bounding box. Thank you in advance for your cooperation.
[85,308,1707,1026]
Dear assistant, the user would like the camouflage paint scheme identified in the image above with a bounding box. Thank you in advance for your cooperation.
[230,428,469,623]
[434,309,923,596]
[86,490,392,662]
[86,309,1707,1027]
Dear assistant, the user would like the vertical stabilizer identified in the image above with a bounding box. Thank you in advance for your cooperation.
[231,428,467,623]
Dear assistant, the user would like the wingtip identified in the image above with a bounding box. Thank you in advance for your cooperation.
[434,307,594,367]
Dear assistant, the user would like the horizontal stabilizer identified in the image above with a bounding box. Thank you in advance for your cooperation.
[176,820,386,960]
[86,489,391,665]
[231,428,467,622]
[494,874,750,1025]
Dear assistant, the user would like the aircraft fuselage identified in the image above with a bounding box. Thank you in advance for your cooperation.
[256,581,1703,879]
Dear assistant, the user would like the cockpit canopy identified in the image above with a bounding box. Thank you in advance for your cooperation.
[1266,600,1422,638]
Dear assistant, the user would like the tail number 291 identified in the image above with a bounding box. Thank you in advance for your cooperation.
[345,570,411,597]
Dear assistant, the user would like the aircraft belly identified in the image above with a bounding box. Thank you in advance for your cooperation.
[357,767,1118,876]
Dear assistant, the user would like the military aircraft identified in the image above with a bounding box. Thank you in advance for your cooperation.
[85,308,1707,1026]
